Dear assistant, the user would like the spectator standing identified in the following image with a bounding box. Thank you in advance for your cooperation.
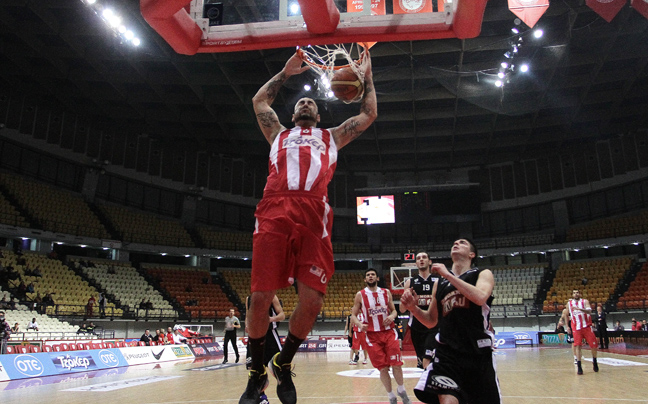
[86,295,96,318]
[596,304,609,349]
[166,326,174,343]
[0,310,11,354]
[98,292,107,317]
[642,320,648,331]
[223,308,241,364]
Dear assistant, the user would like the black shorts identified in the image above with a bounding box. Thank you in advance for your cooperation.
[414,346,501,404]
[410,327,438,362]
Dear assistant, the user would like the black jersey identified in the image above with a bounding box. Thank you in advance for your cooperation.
[436,267,494,355]
[408,273,438,332]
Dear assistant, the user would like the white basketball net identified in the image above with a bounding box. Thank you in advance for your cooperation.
[297,43,369,103]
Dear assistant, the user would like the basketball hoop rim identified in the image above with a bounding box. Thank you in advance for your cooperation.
[296,42,370,71]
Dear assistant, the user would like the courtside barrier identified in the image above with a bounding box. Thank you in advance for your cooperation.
[0,344,195,381]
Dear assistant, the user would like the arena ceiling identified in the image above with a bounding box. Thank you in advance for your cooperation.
[0,0,647,177]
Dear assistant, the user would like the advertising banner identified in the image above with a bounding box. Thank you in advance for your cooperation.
[0,352,58,380]
[0,360,10,382]
[493,331,538,348]
[326,338,352,352]
[0,348,129,381]
[119,344,195,365]
[188,342,222,358]
[298,339,328,352]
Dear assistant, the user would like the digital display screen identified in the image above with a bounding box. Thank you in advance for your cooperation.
[356,195,395,225]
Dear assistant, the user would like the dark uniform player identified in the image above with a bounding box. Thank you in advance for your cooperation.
[399,252,439,369]
[401,239,501,404]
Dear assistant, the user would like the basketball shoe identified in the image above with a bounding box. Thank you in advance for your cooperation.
[239,368,269,404]
[593,358,599,372]
[398,389,412,404]
[269,352,296,404]
[348,360,357,365]
[576,361,583,375]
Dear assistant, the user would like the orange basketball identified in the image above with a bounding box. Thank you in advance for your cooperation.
[330,68,363,102]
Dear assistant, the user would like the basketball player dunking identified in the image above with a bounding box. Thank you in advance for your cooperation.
[239,51,377,404]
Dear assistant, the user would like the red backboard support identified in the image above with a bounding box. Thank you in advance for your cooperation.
[141,0,488,55]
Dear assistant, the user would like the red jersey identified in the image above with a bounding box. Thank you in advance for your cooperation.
[353,312,365,333]
[568,298,592,331]
[359,287,394,332]
[264,127,338,198]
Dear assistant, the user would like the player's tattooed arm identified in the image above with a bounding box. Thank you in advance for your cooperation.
[332,74,377,150]
[257,111,280,129]
[265,73,287,102]
[340,119,364,142]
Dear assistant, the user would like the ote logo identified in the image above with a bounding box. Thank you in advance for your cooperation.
[98,350,120,368]
[14,354,45,377]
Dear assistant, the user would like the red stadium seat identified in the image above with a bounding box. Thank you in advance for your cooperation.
[139,341,146,346]
[53,345,62,352]
[30,345,41,353]
[43,345,53,352]
[5,346,14,354]
[60,343,70,351]
[107,342,115,348]
[68,343,77,351]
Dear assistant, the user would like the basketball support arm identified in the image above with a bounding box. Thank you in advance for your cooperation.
[140,0,488,55]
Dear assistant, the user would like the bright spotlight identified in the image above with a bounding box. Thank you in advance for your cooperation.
[498,72,505,79]
[511,28,519,34]
[132,38,141,46]
[321,77,330,89]
[102,8,114,18]
[289,2,300,14]
[501,62,508,69]
[327,91,334,98]
[520,64,529,73]
[86,0,97,4]
[124,30,134,40]
[304,84,311,91]
[495,80,503,87]
[534,29,543,38]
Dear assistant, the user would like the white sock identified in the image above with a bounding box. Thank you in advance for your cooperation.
[388,391,396,399]
[397,385,407,395]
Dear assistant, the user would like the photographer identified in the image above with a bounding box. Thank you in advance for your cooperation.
[0,310,11,354]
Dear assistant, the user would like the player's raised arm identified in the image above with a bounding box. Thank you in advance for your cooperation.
[330,54,378,150]
[398,278,412,313]
[252,53,309,144]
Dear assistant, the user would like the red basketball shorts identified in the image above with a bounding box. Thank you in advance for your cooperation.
[352,330,368,351]
[365,329,402,370]
[252,194,334,295]
[573,326,597,347]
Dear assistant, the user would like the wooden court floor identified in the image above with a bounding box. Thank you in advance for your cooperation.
[1,347,647,404]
